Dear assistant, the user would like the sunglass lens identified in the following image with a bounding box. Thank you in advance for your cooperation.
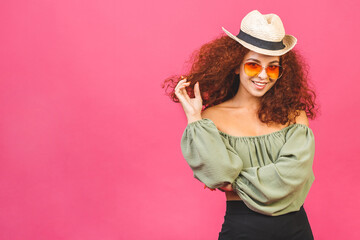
[266,65,282,80]
[244,63,262,77]
[244,63,283,80]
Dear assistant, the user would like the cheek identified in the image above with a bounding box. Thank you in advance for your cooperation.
[240,74,253,86]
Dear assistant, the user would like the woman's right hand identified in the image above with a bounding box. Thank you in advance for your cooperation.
[174,77,203,123]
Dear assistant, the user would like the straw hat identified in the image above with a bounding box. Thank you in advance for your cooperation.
[222,10,297,56]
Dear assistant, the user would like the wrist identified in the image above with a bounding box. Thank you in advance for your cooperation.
[187,115,202,124]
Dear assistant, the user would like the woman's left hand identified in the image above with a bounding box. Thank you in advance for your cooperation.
[204,183,234,192]
[219,183,234,192]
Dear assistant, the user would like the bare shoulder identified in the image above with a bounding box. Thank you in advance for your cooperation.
[201,104,232,131]
[294,110,309,126]
[201,106,219,120]
[201,101,231,120]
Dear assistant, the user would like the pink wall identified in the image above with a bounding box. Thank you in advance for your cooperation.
[0,0,359,239]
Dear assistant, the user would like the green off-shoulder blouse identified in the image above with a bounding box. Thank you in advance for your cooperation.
[180,118,315,216]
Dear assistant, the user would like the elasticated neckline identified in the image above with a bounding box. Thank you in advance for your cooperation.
[190,118,311,140]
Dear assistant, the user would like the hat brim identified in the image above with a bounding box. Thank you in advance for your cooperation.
[222,27,297,56]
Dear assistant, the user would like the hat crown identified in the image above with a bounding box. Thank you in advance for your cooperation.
[241,10,285,42]
[221,10,297,56]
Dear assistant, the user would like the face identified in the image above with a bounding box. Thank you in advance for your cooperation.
[235,51,281,98]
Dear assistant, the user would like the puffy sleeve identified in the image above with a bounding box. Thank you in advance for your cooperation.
[232,124,315,216]
[180,118,243,189]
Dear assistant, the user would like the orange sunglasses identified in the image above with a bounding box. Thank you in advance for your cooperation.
[243,62,284,80]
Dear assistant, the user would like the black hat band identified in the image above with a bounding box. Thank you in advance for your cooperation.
[236,30,285,50]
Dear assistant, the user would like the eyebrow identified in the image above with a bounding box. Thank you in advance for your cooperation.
[246,58,280,64]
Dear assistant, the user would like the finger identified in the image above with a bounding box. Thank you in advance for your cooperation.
[175,79,189,95]
[175,80,190,97]
[177,81,190,89]
[176,84,190,100]
[175,77,188,86]
[176,80,191,101]
[175,90,189,105]
[180,84,191,102]
[194,82,202,100]
[175,83,189,94]
[175,90,192,114]
[175,79,187,92]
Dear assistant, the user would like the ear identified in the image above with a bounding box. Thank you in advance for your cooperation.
[235,67,240,74]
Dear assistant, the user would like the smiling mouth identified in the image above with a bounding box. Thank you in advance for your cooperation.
[252,81,268,86]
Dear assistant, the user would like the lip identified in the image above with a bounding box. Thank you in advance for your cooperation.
[251,80,268,89]
[252,81,269,84]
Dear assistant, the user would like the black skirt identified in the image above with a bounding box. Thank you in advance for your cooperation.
[218,201,314,240]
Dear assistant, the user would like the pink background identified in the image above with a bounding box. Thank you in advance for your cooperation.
[0,0,359,239]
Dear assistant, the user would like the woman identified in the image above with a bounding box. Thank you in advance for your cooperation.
[163,10,318,239]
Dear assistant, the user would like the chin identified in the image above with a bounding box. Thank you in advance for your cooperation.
[250,91,266,98]
[247,85,269,97]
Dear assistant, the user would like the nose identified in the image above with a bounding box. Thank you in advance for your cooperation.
[258,67,268,80]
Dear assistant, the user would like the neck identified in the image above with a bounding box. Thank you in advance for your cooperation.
[229,88,261,112]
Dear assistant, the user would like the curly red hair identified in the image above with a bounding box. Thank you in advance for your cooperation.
[162,34,318,125]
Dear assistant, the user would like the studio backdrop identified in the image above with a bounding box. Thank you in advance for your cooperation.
[0,0,359,239]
